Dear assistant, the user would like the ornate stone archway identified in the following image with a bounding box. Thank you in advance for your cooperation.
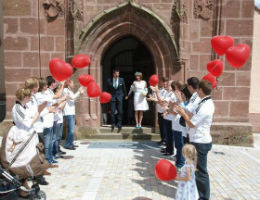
[75,0,180,127]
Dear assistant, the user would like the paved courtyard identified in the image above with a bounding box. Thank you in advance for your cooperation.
[40,140,260,200]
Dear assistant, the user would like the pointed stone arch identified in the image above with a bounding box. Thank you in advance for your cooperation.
[75,1,181,127]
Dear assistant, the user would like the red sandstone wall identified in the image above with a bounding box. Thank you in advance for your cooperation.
[80,0,254,124]
[3,0,66,118]
[1,0,255,127]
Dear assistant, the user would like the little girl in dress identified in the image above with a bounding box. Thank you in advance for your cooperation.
[175,144,199,200]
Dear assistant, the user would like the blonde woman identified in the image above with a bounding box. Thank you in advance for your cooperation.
[126,72,149,129]
[0,88,50,196]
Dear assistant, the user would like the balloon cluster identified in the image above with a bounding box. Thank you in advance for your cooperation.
[49,54,112,104]
[203,36,251,88]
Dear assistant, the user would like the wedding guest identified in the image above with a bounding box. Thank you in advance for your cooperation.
[63,79,84,150]
[176,80,215,200]
[1,88,50,196]
[147,77,168,145]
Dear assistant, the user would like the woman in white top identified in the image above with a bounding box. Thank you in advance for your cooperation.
[63,79,84,149]
[0,88,49,195]
[126,72,149,129]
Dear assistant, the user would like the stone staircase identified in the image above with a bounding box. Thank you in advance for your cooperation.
[79,122,253,146]
[82,126,160,141]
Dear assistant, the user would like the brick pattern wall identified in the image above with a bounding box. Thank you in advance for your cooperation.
[1,0,255,126]
[3,0,66,118]
[185,0,254,122]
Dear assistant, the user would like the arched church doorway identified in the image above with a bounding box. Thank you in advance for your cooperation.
[101,35,155,126]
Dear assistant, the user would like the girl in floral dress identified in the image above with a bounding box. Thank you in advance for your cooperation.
[175,144,199,200]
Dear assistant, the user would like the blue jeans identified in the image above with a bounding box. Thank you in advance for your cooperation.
[173,130,185,168]
[53,122,63,155]
[163,119,174,154]
[64,115,75,148]
[43,127,54,163]
[191,142,212,200]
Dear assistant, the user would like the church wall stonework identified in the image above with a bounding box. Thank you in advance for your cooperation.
[0,0,257,143]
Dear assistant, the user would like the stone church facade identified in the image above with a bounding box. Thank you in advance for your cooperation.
[0,0,259,144]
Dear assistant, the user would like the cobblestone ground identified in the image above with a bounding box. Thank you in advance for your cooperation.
[39,141,260,200]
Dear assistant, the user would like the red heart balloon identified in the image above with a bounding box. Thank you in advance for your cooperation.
[203,73,217,89]
[211,36,234,56]
[154,159,177,181]
[72,54,91,69]
[87,81,101,97]
[149,74,159,86]
[99,92,112,104]
[49,58,73,81]
[225,44,251,68]
[206,59,224,77]
[78,74,94,87]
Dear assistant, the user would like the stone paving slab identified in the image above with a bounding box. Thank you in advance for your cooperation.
[39,141,260,200]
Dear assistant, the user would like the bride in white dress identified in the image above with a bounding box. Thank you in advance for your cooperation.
[126,72,149,129]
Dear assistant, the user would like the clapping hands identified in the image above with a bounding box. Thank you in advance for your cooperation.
[174,105,185,116]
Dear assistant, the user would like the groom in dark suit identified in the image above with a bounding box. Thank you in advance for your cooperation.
[106,69,127,132]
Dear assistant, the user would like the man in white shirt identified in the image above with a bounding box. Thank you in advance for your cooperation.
[147,77,169,144]
[176,80,215,200]
[175,77,201,143]
[43,76,65,164]
[63,79,84,150]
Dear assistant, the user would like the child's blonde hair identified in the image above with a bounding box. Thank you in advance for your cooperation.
[182,144,197,165]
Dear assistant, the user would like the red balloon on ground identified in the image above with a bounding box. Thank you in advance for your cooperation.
[87,81,101,97]
[72,54,91,69]
[203,73,217,89]
[154,159,177,181]
[78,74,95,87]
[207,59,224,77]
[225,44,250,69]
[211,36,234,56]
[49,58,73,81]
[149,74,159,86]
[99,92,112,104]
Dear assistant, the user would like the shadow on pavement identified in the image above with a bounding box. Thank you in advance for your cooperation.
[131,141,178,199]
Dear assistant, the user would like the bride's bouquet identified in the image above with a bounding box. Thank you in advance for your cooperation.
[141,88,148,96]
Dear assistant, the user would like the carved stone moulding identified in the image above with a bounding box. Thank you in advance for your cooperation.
[43,0,64,19]
[194,0,214,20]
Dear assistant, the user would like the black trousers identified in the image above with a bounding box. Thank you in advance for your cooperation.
[157,113,164,142]
[110,100,123,128]
[191,142,212,200]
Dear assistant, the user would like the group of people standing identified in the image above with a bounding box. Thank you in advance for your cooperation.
[106,69,215,199]
[0,76,84,197]
[148,77,215,200]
